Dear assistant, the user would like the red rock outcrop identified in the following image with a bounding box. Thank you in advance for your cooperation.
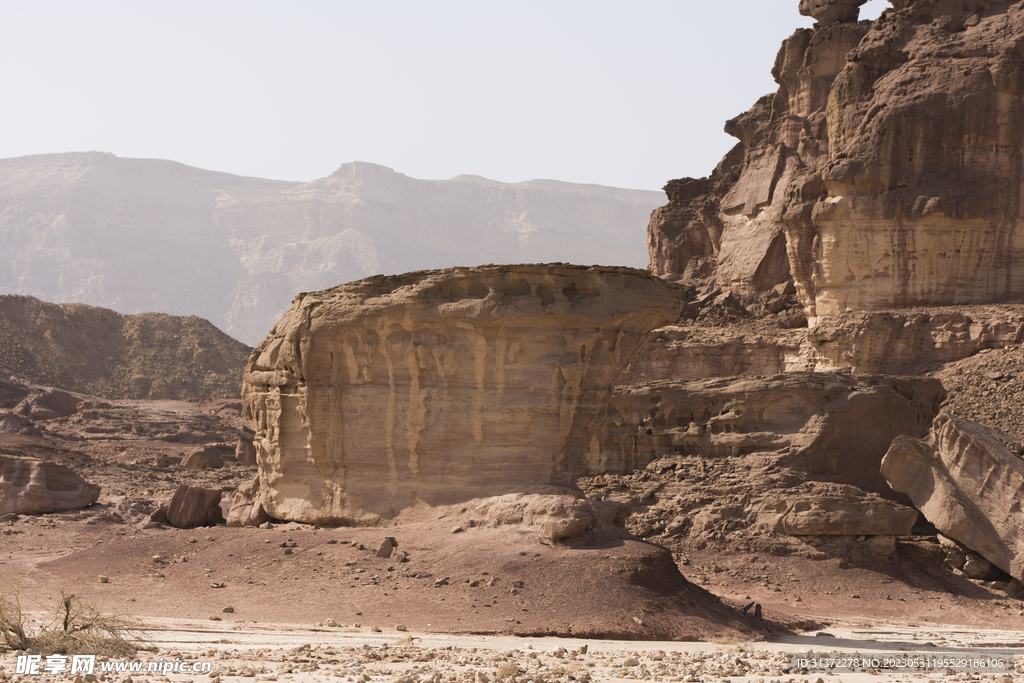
[243,265,683,525]
[882,412,1024,582]
[650,0,1024,322]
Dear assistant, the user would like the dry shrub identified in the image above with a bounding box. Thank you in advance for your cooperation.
[0,584,146,657]
[0,589,29,650]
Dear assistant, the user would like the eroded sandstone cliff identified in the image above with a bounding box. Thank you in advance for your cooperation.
[650,0,1024,320]
[243,265,683,525]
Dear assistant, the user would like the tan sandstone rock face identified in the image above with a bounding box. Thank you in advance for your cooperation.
[649,1,1024,321]
[883,412,1024,582]
[243,265,683,525]
[0,455,100,515]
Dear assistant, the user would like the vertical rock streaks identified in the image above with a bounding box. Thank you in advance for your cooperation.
[242,264,683,524]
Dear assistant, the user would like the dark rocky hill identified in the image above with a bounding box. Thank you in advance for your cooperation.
[0,295,250,399]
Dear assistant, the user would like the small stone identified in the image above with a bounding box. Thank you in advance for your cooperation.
[209,615,222,621]
[98,575,109,583]
[325,618,338,627]
[434,577,449,587]
[964,555,994,579]
[283,548,293,555]
[450,525,464,534]
[395,624,407,631]
[376,536,398,557]
[222,606,234,613]
[371,625,381,632]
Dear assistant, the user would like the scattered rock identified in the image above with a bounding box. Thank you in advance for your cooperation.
[963,554,997,581]
[182,445,223,470]
[154,454,182,468]
[376,536,397,557]
[220,477,269,528]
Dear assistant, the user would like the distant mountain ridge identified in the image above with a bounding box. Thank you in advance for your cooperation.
[0,152,661,344]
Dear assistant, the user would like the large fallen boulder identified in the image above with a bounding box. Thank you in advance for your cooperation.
[882,412,1024,582]
[243,264,683,525]
[0,455,100,514]
[166,484,224,528]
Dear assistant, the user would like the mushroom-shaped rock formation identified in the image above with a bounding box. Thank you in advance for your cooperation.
[243,265,684,525]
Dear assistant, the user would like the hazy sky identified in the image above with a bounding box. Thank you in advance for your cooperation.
[1,1,887,192]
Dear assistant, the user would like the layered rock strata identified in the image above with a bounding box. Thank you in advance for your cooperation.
[581,455,919,552]
[594,372,944,497]
[0,455,100,514]
[883,412,1024,582]
[624,304,1024,381]
[649,0,1024,320]
[243,265,683,525]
